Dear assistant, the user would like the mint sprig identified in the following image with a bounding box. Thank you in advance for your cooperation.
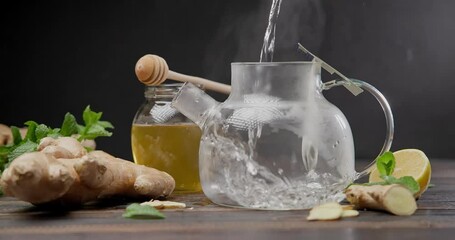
[376,151,395,176]
[0,105,114,176]
[77,106,114,140]
[365,151,420,194]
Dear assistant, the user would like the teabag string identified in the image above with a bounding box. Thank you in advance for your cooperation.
[297,43,364,96]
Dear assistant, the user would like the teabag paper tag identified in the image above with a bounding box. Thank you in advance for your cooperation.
[297,43,364,96]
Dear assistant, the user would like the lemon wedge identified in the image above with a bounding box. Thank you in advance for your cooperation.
[369,149,431,197]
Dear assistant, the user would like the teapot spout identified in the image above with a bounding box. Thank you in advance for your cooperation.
[172,83,219,128]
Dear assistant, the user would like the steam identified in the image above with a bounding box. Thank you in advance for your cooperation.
[202,0,326,84]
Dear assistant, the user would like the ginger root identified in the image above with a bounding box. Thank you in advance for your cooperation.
[345,184,417,216]
[0,137,175,206]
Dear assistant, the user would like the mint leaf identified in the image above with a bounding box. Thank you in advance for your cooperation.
[60,113,79,136]
[97,121,114,129]
[47,128,61,138]
[397,176,420,194]
[380,175,420,195]
[376,151,395,176]
[122,203,165,219]
[78,106,114,141]
[7,140,38,163]
[77,124,85,134]
[82,105,102,126]
[35,124,52,140]
[83,124,112,140]
[0,146,12,172]
[24,121,38,142]
[11,126,22,145]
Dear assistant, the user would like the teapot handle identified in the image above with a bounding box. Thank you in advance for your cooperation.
[322,78,394,179]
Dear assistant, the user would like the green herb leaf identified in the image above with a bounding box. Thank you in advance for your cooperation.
[47,128,61,138]
[397,176,420,194]
[7,140,38,163]
[97,121,114,129]
[24,121,38,142]
[376,151,395,176]
[0,146,12,172]
[82,105,102,126]
[60,113,79,137]
[78,106,114,141]
[35,124,51,140]
[122,203,165,219]
[11,126,22,145]
[380,175,420,194]
[83,124,113,140]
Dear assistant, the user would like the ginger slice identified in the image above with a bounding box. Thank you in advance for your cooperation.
[341,209,359,218]
[141,200,186,209]
[307,202,343,221]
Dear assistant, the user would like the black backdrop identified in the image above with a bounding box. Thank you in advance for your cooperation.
[2,0,454,161]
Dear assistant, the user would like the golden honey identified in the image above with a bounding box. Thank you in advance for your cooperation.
[131,123,202,192]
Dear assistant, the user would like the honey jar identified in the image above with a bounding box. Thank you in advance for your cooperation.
[131,84,202,192]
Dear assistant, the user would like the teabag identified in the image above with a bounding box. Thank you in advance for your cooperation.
[149,102,179,123]
[227,94,284,131]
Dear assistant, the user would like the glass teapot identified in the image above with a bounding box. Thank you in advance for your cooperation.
[172,62,393,210]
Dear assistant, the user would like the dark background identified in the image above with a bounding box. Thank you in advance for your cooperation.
[1,0,454,161]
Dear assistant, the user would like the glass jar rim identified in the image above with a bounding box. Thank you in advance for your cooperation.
[144,84,183,98]
[231,61,321,66]
[144,83,204,99]
[144,83,184,88]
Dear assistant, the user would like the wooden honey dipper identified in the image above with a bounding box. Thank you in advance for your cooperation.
[135,54,231,94]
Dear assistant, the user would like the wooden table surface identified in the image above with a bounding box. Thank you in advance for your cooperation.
[0,159,454,240]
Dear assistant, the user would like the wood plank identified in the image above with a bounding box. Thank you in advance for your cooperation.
[0,159,453,239]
